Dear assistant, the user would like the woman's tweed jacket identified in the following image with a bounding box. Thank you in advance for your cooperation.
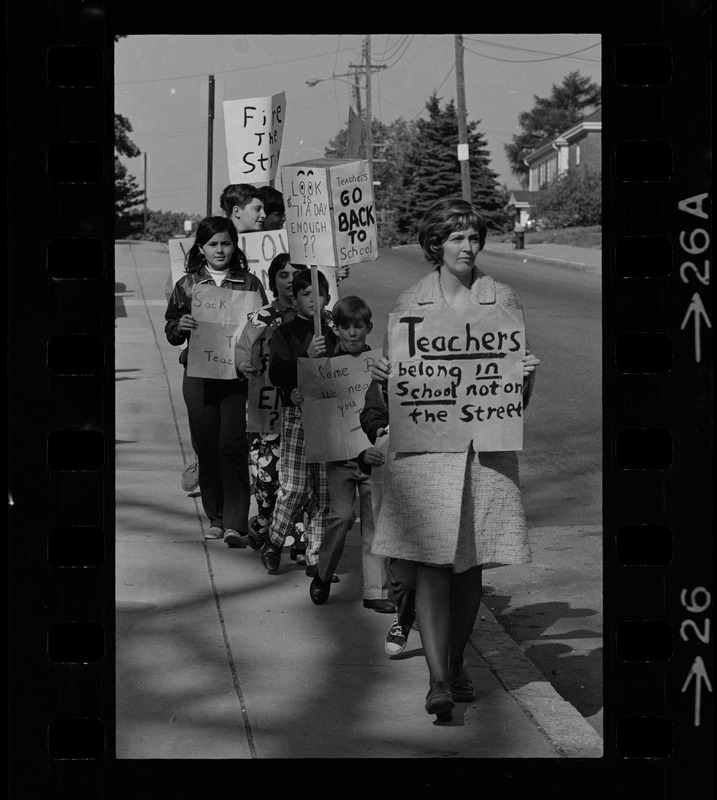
[371,267,532,572]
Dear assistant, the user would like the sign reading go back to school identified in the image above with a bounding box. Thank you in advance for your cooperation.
[298,349,382,462]
[187,285,262,380]
[224,92,286,183]
[387,307,526,453]
[280,158,378,268]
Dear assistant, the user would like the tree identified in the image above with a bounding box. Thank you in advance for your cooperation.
[505,71,601,187]
[393,93,507,241]
[115,113,144,224]
[531,167,601,229]
[117,209,203,241]
[324,93,508,245]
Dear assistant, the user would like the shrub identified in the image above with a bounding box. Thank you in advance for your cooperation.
[532,167,601,229]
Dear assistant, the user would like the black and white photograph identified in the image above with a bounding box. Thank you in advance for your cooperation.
[114,32,604,759]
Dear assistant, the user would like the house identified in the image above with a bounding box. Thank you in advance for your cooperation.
[523,108,602,192]
[505,189,537,229]
[505,108,602,227]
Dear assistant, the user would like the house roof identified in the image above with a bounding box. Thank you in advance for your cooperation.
[524,107,602,164]
[507,190,537,205]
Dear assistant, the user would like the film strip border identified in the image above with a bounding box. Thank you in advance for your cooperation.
[6,1,712,797]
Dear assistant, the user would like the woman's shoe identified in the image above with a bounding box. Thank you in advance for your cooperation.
[425,681,454,719]
[449,665,475,702]
[204,527,224,540]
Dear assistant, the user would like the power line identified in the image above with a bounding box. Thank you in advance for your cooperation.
[115,45,359,86]
[464,36,601,60]
[463,42,601,64]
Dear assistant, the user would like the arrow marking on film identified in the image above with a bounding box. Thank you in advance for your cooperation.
[680,292,712,363]
[681,655,713,727]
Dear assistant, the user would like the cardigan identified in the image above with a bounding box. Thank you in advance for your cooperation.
[371,267,532,572]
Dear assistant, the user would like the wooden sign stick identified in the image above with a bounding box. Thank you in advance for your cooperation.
[310,265,322,337]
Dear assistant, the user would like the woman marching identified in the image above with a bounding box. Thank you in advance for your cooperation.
[370,198,540,720]
[165,216,268,545]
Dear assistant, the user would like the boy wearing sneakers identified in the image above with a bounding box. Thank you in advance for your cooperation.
[359,378,418,653]
[260,269,337,575]
[306,296,395,614]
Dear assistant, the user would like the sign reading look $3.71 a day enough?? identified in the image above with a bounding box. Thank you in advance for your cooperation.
[187,285,262,380]
[298,349,382,463]
[388,306,526,453]
[280,158,378,267]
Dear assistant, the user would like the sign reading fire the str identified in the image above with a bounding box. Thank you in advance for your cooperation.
[280,158,378,268]
[223,92,286,183]
[387,307,526,453]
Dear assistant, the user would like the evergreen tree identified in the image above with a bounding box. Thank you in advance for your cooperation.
[505,71,601,187]
[394,94,506,241]
[114,113,144,224]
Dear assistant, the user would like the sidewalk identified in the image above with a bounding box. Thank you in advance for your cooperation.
[114,240,603,759]
[482,240,602,275]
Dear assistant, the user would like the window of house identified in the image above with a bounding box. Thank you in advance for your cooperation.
[576,144,581,165]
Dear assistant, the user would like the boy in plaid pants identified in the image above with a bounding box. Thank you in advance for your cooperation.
[260,268,337,575]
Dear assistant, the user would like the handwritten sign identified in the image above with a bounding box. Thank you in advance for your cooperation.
[166,230,338,308]
[280,158,378,268]
[387,307,525,453]
[247,373,282,433]
[224,92,286,183]
[166,237,195,300]
[298,349,382,462]
[187,285,262,379]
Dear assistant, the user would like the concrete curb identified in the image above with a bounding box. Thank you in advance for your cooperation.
[472,603,604,758]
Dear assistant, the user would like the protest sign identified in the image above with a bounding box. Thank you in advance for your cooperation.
[165,230,338,308]
[165,236,195,300]
[298,349,382,462]
[186,285,262,380]
[280,158,378,268]
[224,92,286,183]
[387,307,525,453]
[247,373,282,433]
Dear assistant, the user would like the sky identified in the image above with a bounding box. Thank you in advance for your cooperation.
[115,33,601,217]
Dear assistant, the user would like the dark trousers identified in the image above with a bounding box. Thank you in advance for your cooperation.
[182,373,250,532]
[389,558,417,628]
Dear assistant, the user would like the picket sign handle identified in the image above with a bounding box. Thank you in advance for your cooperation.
[310,265,322,337]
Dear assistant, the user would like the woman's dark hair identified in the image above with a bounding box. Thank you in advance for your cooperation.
[219,183,264,216]
[267,252,300,296]
[292,267,329,299]
[418,198,488,267]
[184,216,248,274]
[332,295,372,328]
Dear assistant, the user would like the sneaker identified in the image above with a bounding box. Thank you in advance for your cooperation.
[385,618,411,655]
[224,529,246,548]
[181,459,199,492]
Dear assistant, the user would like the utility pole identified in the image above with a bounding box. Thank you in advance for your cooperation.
[365,35,373,175]
[143,152,148,237]
[454,34,471,202]
[352,66,362,116]
[206,74,215,217]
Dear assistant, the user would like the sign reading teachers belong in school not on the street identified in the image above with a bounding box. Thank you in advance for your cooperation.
[387,307,526,453]
[186,285,262,380]
[224,92,286,184]
[298,349,382,463]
